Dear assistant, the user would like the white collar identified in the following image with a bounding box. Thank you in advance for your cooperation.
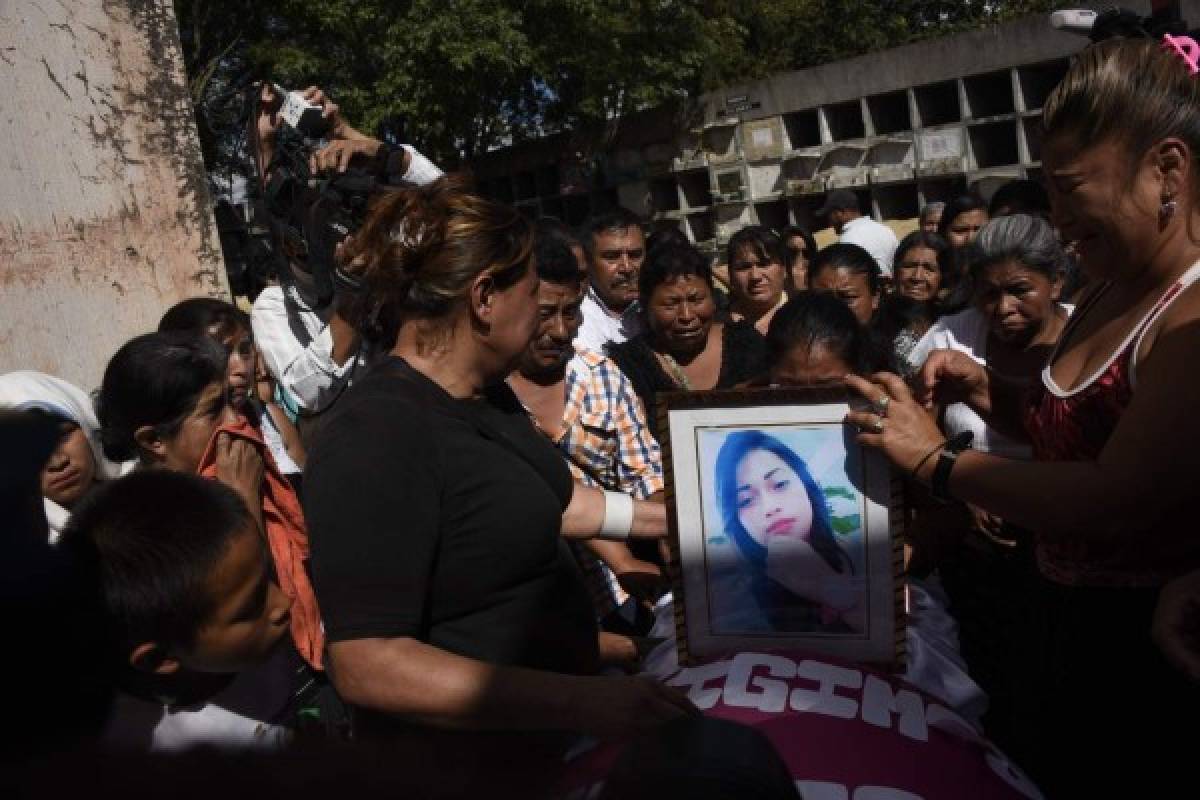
[586,285,640,320]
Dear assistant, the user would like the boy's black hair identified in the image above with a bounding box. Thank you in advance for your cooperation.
[96,332,227,462]
[60,470,255,656]
[638,241,714,307]
[581,206,644,260]
[726,225,787,269]
[807,242,882,296]
[158,297,251,340]
[534,217,584,286]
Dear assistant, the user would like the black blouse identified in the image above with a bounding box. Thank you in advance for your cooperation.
[303,357,599,676]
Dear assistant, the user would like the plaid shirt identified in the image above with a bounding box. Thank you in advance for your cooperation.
[516,346,664,618]
[554,347,664,500]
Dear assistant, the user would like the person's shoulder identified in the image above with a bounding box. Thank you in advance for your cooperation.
[1158,274,1200,328]
[929,306,984,338]
[724,317,767,346]
[313,361,435,448]
[605,334,647,361]
[571,345,609,372]
[871,217,897,236]
[909,308,968,363]
[251,285,285,313]
[571,347,638,396]
[914,307,987,360]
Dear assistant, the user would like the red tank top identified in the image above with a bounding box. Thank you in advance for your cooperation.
[1024,263,1200,587]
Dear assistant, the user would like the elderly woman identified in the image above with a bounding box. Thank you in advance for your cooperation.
[607,241,767,440]
[919,202,945,234]
[904,213,1071,760]
[908,214,1070,461]
[893,230,951,310]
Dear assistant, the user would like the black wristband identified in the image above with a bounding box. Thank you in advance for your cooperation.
[931,431,974,503]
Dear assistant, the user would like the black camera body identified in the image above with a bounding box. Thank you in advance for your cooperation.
[220,84,380,310]
[260,134,376,311]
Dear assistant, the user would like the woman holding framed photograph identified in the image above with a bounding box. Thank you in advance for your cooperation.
[845,38,1200,794]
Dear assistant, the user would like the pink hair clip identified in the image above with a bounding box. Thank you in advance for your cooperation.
[1162,34,1200,75]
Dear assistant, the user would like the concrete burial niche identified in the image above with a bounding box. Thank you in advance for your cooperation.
[783,109,821,150]
[0,0,228,391]
[867,90,912,136]
[678,170,711,211]
[470,1,1200,262]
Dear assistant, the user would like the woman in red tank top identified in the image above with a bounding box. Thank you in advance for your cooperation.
[845,39,1200,794]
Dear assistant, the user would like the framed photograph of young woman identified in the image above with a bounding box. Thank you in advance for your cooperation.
[659,387,904,667]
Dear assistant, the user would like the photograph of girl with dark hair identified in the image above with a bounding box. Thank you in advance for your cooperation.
[701,428,867,635]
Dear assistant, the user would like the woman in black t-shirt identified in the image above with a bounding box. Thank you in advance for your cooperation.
[302,177,695,784]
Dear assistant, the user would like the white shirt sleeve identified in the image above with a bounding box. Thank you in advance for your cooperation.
[251,286,356,414]
[398,145,443,185]
[906,308,981,374]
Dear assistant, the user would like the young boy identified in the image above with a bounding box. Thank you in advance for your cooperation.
[60,470,300,752]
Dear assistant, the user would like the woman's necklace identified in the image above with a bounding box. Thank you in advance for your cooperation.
[657,351,693,390]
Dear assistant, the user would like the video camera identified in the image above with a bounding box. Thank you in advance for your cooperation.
[215,84,378,310]
[255,85,377,312]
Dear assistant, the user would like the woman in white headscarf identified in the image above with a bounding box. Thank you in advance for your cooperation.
[0,371,131,541]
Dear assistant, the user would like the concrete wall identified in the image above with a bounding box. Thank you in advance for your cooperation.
[699,0,1200,123]
[0,0,227,392]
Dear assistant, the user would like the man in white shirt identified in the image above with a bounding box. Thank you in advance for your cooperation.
[576,208,647,354]
[249,85,442,421]
[818,188,899,278]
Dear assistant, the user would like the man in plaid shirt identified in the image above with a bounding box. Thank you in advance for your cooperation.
[509,220,666,657]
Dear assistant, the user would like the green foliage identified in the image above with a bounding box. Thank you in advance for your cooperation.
[174,0,1069,169]
[830,514,862,537]
[823,486,857,502]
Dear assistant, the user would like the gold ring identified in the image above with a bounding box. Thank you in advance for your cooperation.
[874,395,890,417]
[870,417,885,434]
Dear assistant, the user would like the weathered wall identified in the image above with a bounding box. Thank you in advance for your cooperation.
[700,0,1200,123]
[0,0,227,392]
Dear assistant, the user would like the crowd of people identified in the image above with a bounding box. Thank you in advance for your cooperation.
[7,34,1200,798]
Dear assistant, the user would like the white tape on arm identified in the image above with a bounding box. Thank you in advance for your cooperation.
[598,491,635,541]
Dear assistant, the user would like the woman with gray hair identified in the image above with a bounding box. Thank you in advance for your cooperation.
[904,213,1071,760]
[908,214,1070,460]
